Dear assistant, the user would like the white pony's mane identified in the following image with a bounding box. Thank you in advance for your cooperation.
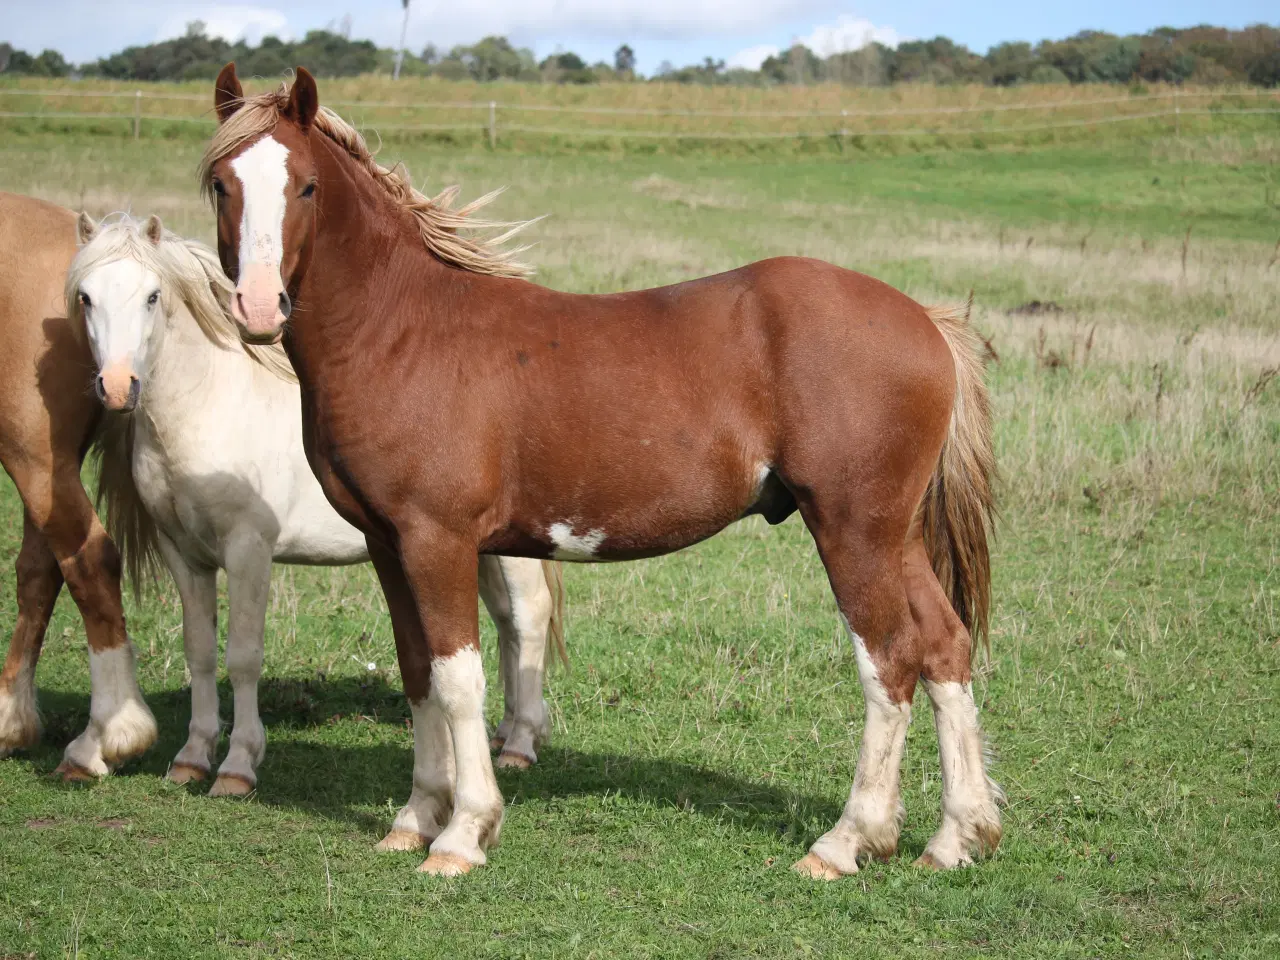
[66,213,296,383]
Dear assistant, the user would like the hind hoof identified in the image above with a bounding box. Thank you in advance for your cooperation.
[792,852,848,881]
[495,751,533,770]
[209,773,255,797]
[417,852,475,877]
[377,829,431,852]
[488,735,506,752]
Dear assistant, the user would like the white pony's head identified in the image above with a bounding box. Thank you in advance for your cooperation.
[67,212,292,412]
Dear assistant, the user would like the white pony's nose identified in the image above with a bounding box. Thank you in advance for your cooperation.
[97,362,140,412]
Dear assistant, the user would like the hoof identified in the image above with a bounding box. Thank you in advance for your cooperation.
[53,761,100,783]
[913,852,950,871]
[377,829,431,852]
[209,773,255,797]
[495,751,533,770]
[792,852,848,881]
[417,852,475,877]
[166,762,209,785]
[488,735,506,752]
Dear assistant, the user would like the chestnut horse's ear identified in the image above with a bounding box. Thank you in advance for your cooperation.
[214,62,243,124]
[285,67,319,133]
[143,215,164,245]
[76,211,98,245]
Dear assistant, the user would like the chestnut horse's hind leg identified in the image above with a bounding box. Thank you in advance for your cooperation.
[369,538,456,855]
[793,520,922,881]
[903,538,1002,869]
[0,514,64,756]
[479,555,552,769]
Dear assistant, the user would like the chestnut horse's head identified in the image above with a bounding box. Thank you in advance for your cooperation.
[204,64,319,345]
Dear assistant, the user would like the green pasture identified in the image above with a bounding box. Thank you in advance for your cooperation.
[0,127,1276,958]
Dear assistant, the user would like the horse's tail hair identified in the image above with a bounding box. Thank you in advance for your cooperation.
[922,294,997,656]
[540,560,569,670]
[92,416,162,602]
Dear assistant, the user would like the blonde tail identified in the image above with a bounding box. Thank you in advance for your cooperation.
[92,416,161,601]
[540,560,568,669]
[923,296,997,654]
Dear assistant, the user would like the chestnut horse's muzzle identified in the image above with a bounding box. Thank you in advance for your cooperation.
[232,262,291,344]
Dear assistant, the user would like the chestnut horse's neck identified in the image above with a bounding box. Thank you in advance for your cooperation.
[287,132,458,381]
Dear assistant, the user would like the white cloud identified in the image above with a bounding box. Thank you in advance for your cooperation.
[727,44,780,71]
[156,5,291,46]
[727,14,905,71]
[802,15,903,55]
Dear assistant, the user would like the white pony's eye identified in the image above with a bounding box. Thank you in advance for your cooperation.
[147,290,160,307]
[79,291,91,309]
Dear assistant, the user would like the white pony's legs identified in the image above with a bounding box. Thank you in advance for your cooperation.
[209,533,271,796]
[160,534,220,783]
[478,556,552,768]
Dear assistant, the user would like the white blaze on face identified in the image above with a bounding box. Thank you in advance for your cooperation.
[230,136,291,274]
[548,522,606,560]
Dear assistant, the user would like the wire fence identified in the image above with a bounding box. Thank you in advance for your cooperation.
[2,86,1278,143]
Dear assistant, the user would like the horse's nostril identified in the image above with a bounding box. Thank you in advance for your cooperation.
[93,376,106,403]
[279,290,292,318]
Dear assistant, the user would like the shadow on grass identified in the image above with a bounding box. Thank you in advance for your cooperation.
[26,679,841,846]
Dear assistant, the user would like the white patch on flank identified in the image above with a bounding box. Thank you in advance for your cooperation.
[753,463,771,498]
[920,679,1002,867]
[230,136,291,273]
[806,616,911,874]
[548,522,605,561]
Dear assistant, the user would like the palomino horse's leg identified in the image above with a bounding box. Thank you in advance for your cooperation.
[0,514,64,756]
[369,537,455,854]
[794,522,922,880]
[903,538,1002,869]
[478,555,552,769]
[157,534,220,785]
[398,529,502,877]
[44,480,156,778]
[209,534,272,797]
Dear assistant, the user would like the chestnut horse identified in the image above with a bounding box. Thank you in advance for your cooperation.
[204,65,1001,879]
[0,192,156,777]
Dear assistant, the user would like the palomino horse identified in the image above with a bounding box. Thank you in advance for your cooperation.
[0,192,157,777]
[204,65,1001,878]
[67,212,566,793]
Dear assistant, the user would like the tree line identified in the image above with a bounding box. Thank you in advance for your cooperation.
[2,21,1278,86]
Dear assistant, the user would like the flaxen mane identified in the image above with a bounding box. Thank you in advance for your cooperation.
[68,215,296,595]
[199,87,536,279]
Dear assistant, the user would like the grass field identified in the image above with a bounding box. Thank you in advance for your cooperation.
[0,120,1278,958]
[3,76,1279,154]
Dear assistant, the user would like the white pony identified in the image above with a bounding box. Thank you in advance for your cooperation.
[68,213,564,795]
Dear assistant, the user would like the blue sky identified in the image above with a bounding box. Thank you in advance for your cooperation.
[4,1,1276,75]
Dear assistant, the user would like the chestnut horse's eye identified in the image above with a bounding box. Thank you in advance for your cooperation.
[301,182,316,199]
[211,179,226,198]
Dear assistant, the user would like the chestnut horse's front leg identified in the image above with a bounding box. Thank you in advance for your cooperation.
[397,525,503,876]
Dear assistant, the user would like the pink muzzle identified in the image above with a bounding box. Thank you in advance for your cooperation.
[231,262,291,343]
[96,361,140,412]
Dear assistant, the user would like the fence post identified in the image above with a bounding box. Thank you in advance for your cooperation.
[133,90,141,140]
[840,108,848,139]
[488,100,497,149]
[1174,88,1180,137]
